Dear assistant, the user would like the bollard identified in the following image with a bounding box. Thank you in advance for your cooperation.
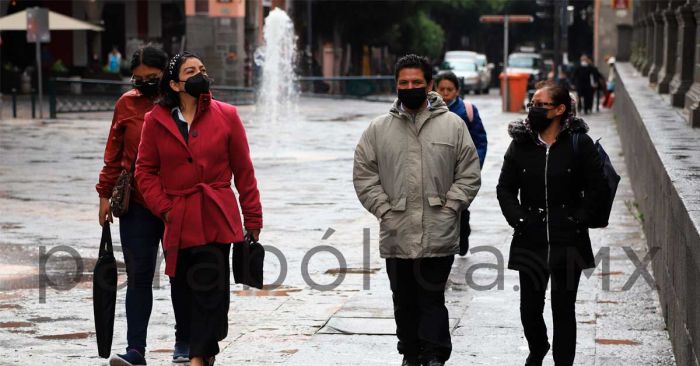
[31,91,36,119]
[48,78,56,119]
[11,89,17,118]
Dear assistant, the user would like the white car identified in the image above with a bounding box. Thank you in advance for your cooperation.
[439,59,483,94]
[507,52,544,92]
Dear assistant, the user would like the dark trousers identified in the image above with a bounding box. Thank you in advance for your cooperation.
[578,90,594,114]
[170,243,231,358]
[119,201,170,353]
[519,266,583,366]
[386,256,454,362]
[459,209,471,255]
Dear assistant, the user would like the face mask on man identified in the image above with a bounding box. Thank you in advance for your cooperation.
[398,87,427,110]
[183,73,210,98]
[581,62,589,67]
[527,106,554,132]
[132,78,160,98]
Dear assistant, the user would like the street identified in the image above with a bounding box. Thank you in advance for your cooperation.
[0,93,674,365]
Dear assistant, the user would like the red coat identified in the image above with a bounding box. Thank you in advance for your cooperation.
[96,89,154,205]
[135,93,263,276]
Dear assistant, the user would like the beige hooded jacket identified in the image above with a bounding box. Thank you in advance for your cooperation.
[353,91,481,258]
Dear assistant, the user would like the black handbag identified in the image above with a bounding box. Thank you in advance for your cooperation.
[232,233,265,289]
[93,222,117,358]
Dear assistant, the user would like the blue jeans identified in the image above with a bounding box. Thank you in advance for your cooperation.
[119,202,167,353]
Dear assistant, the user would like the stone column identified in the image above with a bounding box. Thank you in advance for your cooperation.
[686,1,700,127]
[633,16,645,69]
[658,1,680,93]
[670,1,696,107]
[649,4,665,83]
[642,14,655,76]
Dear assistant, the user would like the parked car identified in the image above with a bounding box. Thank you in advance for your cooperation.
[444,50,478,62]
[473,54,493,93]
[439,59,484,94]
[507,52,545,96]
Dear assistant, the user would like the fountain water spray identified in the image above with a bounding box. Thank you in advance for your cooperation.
[255,8,298,123]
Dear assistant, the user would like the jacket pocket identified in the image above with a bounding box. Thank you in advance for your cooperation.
[426,142,456,195]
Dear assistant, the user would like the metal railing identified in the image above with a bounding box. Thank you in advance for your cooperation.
[48,77,255,118]
[297,75,395,97]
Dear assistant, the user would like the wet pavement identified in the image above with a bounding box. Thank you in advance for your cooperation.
[0,94,675,365]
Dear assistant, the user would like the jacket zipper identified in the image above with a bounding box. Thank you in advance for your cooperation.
[544,145,551,264]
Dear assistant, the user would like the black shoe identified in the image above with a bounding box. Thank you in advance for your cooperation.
[525,342,550,366]
[401,356,420,366]
[424,359,445,366]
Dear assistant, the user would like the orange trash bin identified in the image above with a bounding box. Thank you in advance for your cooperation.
[498,72,530,112]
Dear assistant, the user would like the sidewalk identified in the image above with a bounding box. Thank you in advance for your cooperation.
[283,104,676,365]
[0,95,675,365]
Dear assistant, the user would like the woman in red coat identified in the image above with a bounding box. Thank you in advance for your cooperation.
[96,45,192,366]
[135,52,263,366]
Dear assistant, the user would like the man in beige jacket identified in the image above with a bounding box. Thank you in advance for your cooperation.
[353,54,481,366]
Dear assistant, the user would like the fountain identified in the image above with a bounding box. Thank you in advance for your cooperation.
[255,8,298,123]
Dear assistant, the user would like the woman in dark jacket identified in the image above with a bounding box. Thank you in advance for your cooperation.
[136,52,262,366]
[96,45,191,366]
[496,81,608,366]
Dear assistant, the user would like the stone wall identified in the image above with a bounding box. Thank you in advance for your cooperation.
[613,62,700,366]
[186,15,246,86]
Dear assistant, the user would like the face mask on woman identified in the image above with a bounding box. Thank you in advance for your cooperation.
[183,73,210,98]
[527,106,554,132]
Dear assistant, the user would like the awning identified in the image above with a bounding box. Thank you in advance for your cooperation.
[0,9,103,31]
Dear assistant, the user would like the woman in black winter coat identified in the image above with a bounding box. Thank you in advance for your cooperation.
[497,81,608,366]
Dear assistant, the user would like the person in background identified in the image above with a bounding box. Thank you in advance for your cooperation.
[108,46,122,74]
[603,56,616,108]
[573,55,602,115]
[136,52,263,366]
[354,54,481,366]
[434,71,487,256]
[97,45,192,366]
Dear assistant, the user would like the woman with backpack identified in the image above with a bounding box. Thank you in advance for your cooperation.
[96,45,192,366]
[435,71,487,256]
[135,52,262,366]
[496,81,609,366]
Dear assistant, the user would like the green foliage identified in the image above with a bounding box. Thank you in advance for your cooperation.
[392,11,445,59]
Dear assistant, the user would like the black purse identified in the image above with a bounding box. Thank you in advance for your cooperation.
[110,160,135,217]
[232,233,265,289]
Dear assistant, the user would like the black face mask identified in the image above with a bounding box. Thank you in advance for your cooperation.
[183,73,210,98]
[398,87,427,110]
[527,106,554,132]
[132,78,160,98]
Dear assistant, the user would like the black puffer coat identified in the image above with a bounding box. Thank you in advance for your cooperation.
[497,117,608,271]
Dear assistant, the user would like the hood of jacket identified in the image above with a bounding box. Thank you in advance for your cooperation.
[507,115,589,144]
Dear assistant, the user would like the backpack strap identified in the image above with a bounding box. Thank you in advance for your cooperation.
[463,100,474,123]
[571,132,580,158]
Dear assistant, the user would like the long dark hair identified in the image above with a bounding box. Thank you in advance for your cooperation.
[535,80,572,117]
[129,45,168,72]
[158,52,202,109]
